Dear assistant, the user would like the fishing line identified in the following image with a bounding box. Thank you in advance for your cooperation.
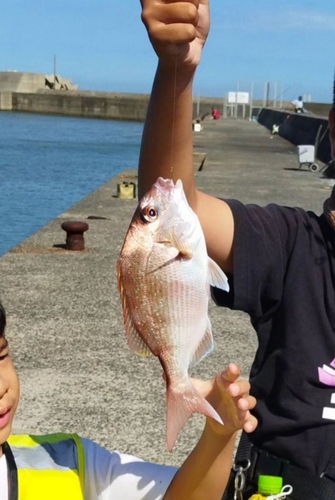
[170,50,178,178]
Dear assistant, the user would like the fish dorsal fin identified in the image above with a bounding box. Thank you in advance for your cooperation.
[189,318,214,369]
[207,257,229,291]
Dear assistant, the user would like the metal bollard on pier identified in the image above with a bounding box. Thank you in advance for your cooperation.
[61,221,89,251]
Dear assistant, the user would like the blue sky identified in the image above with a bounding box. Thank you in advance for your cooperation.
[2,0,335,103]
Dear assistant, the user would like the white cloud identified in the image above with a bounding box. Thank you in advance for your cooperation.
[211,8,335,34]
[284,11,335,31]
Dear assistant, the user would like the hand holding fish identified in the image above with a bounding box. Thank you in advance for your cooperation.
[192,363,257,437]
[140,0,210,69]
[162,364,257,500]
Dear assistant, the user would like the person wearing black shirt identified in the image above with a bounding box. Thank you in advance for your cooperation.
[138,0,335,498]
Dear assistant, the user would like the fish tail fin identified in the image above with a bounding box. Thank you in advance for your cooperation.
[166,379,223,451]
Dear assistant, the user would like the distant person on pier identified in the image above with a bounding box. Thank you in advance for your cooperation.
[292,95,305,113]
[138,0,335,499]
[211,107,221,120]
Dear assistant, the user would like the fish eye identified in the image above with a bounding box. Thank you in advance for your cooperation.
[142,206,158,223]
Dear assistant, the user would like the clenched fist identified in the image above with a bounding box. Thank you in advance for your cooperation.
[140,0,210,70]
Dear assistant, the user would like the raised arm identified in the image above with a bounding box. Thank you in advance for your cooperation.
[162,364,257,500]
[139,0,235,273]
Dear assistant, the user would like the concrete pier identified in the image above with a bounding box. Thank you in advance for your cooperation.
[1,118,332,467]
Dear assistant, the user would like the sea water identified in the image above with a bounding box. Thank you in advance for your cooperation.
[0,112,143,256]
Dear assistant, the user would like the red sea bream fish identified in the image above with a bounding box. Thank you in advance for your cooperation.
[117,177,229,450]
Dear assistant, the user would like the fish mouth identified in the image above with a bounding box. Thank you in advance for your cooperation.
[153,177,182,193]
[143,178,184,208]
[140,178,180,209]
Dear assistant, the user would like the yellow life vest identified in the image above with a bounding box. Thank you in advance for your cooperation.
[7,433,85,500]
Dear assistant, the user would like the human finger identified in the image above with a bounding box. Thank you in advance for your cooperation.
[154,2,199,25]
[237,394,256,410]
[142,2,201,38]
[228,379,250,398]
[150,23,196,45]
[243,413,258,433]
[141,0,200,9]
[193,366,244,404]
[233,395,257,432]
[220,363,241,384]
[142,1,199,28]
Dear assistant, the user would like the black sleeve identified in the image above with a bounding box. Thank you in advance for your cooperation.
[212,200,300,319]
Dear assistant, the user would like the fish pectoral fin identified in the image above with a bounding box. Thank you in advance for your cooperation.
[168,233,193,260]
[146,244,180,274]
[157,223,193,260]
[189,318,214,369]
[207,257,229,292]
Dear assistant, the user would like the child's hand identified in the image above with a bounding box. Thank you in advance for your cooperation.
[140,0,210,69]
[191,363,258,437]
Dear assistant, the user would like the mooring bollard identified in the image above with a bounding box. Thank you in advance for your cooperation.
[61,221,89,251]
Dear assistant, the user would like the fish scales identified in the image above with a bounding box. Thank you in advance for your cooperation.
[117,177,229,450]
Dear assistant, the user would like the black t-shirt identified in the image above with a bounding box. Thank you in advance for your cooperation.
[212,200,335,476]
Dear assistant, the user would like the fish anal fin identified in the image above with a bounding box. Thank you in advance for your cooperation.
[208,257,229,291]
[189,318,214,369]
[166,379,223,451]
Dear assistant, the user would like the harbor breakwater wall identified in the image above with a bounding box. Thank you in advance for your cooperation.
[258,108,331,164]
[0,88,331,123]
[9,91,150,121]
[2,89,328,122]
[0,90,262,121]
[1,90,224,121]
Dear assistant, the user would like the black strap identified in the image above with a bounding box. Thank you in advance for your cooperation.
[222,432,335,500]
[3,442,18,500]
